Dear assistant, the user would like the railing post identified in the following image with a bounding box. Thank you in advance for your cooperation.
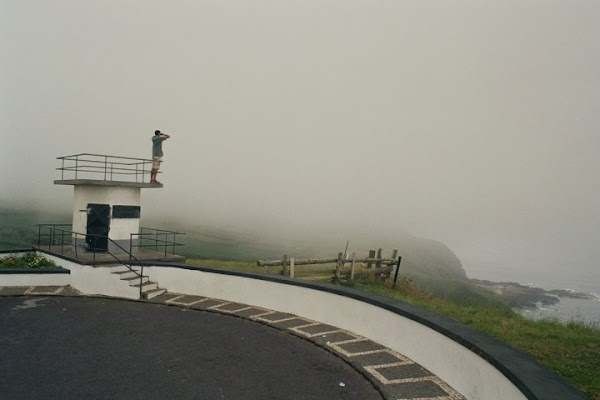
[140,264,144,299]
[129,234,133,260]
[350,252,356,281]
[37,225,41,248]
[290,257,295,278]
[75,155,79,179]
[376,248,382,268]
[104,155,108,180]
[164,233,168,257]
[61,158,65,180]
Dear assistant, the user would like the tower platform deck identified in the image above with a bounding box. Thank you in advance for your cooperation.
[54,179,162,188]
[39,245,185,265]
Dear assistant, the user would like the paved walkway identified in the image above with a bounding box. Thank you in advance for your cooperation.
[0,286,464,400]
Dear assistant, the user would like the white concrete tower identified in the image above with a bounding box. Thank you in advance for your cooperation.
[54,153,161,253]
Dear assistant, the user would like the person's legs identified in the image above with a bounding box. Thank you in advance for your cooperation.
[151,157,162,183]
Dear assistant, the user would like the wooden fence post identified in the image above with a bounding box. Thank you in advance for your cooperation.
[393,256,402,288]
[376,248,382,268]
[282,254,288,276]
[368,250,375,268]
[386,249,398,278]
[350,252,356,281]
[290,257,295,278]
[335,252,343,280]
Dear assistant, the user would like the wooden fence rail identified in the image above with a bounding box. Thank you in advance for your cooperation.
[257,249,401,283]
[257,257,396,267]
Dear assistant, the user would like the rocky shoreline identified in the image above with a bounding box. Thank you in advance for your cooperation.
[470,278,598,309]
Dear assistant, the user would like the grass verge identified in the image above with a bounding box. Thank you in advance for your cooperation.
[350,280,600,400]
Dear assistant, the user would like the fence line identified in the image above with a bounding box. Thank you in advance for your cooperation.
[257,249,401,282]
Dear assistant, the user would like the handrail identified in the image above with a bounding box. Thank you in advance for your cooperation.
[139,226,185,234]
[103,236,147,300]
[35,224,147,299]
[55,153,157,183]
[130,227,185,257]
[57,153,154,162]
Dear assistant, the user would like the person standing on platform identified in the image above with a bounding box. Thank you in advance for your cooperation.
[150,130,170,184]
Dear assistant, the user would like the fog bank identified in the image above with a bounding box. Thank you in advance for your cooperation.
[2,1,599,291]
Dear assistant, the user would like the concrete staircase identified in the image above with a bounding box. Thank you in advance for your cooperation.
[107,264,166,299]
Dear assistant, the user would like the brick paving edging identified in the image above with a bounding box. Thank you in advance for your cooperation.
[0,286,464,400]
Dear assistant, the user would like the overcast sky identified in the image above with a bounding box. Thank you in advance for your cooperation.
[1,0,599,291]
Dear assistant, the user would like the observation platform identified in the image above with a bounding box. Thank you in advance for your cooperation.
[54,153,162,188]
[54,179,164,189]
[40,245,185,265]
[36,224,186,266]
[54,179,162,188]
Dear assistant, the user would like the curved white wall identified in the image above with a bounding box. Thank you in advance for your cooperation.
[144,266,526,400]
[0,272,70,286]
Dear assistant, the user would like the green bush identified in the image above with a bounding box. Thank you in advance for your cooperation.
[0,252,58,269]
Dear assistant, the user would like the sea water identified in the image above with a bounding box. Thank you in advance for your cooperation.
[519,296,600,325]
[463,262,600,325]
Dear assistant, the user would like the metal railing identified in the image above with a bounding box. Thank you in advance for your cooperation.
[56,153,157,183]
[35,224,147,299]
[130,227,185,257]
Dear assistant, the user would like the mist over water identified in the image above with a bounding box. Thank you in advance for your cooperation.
[2,1,599,307]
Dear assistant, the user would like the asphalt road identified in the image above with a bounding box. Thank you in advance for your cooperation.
[0,296,382,400]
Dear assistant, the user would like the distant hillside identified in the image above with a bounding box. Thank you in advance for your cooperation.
[0,207,70,249]
[0,205,468,285]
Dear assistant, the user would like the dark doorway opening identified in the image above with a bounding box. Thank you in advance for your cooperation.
[86,203,110,252]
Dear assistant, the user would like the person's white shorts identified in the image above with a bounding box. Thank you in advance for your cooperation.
[152,156,162,169]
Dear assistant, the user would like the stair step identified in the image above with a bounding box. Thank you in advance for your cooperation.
[132,281,158,291]
[121,275,149,284]
[109,267,130,273]
[144,288,166,299]
[112,271,139,280]
[94,262,162,299]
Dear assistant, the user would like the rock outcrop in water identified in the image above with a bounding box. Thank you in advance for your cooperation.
[470,279,597,308]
